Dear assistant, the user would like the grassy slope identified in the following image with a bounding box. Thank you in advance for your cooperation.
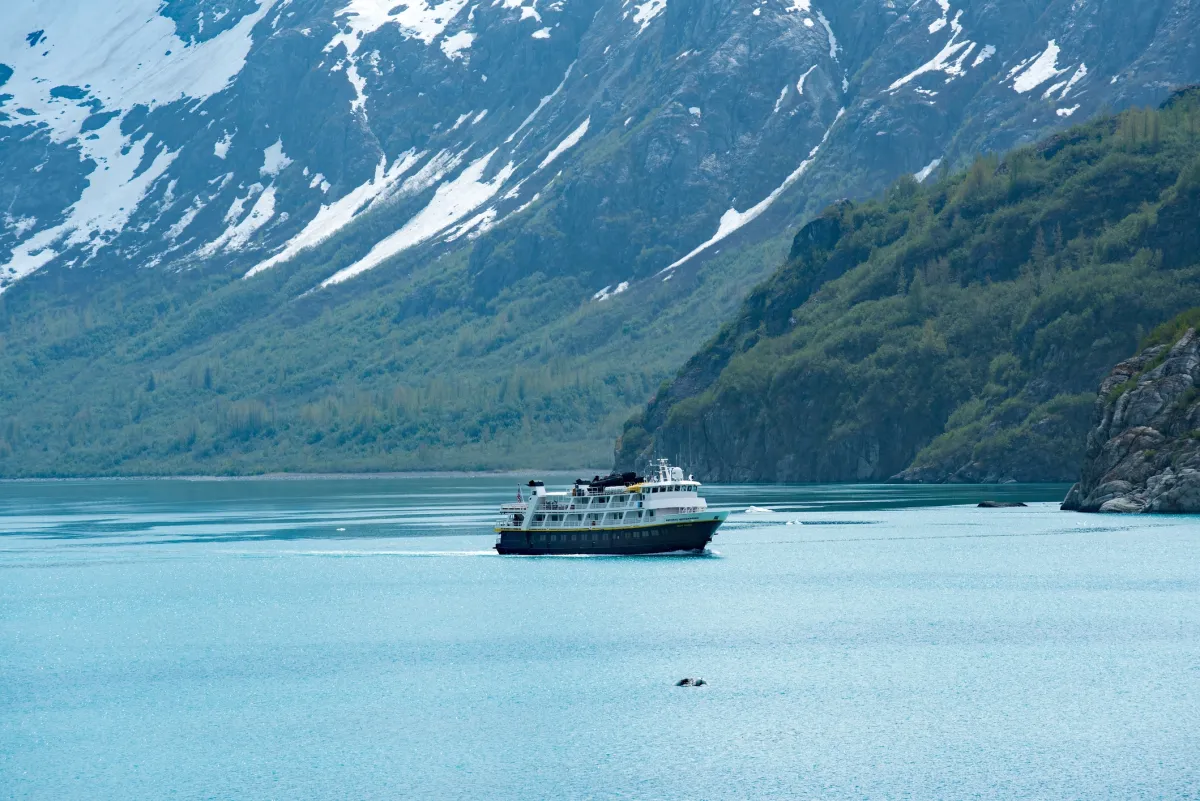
[617,91,1200,482]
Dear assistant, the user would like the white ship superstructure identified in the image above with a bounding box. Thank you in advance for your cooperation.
[495,460,727,555]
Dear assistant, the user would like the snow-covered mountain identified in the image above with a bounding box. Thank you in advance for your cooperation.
[0,0,1197,475]
[4,0,1195,296]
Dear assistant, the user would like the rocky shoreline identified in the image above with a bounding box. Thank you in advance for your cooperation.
[1062,325,1200,514]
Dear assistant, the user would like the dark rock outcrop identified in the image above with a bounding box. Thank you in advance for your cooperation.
[1062,327,1200,513]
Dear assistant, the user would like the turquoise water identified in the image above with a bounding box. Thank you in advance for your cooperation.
[2,478,1198,799]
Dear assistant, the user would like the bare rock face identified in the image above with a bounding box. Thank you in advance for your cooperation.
[1063,329,1200,513]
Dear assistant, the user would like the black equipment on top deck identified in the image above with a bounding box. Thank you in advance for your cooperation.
[574,471,643,491]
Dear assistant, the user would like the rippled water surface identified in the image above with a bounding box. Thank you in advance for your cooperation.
[2,477,1198,799]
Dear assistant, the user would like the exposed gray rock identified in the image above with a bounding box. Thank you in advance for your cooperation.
[1063,329,1200,514]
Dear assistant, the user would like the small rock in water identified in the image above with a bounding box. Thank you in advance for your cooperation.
[676,677,706,687]
[977,501,1027,508]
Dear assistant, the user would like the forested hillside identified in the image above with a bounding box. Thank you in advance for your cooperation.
[616,90,1200,483]
[3,0,1200,477]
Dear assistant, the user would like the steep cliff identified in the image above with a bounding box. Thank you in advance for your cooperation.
[616,90,1200,482]
[1062,312,1200,513]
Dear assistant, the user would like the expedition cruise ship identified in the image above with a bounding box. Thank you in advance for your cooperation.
[494,460,727,555]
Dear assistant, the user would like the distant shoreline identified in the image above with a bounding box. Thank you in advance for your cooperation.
[0,473,1074,487]
[0,469,605,483]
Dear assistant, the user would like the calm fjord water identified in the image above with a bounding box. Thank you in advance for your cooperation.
[1,478,1198,799]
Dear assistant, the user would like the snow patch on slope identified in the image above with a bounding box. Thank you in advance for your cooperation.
[632,0,667,35]
[888,10,975,91]
[328,0,470,114]
[816,10,838,61]
[0,0,278,287]
[972,44,995,68]
[1011,40,1066,94]
[1057,63,1087,99]
[215,131,234,159]
[0,119,178,289]
[0,0,276,144]
[246,150,425,277]
[320,151,517,287]
[773,85,789,113]
[260,139,293,176]
[333,0,471,48]
[928,0,950,33]
[440,30,475,60]
[506,61,575,144]
[796,64,817,95]
[198,184,278,257]
[539,117,590,169]
[914,158,941,183]
[593,281,629,301]
[663,109,845,273]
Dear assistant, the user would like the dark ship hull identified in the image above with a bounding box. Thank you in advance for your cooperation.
[495,518,722,556]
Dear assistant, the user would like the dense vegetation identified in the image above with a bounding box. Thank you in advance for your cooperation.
[617,89,1200,483]
[0,199,787,476]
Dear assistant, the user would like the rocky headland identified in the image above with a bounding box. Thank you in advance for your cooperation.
[1063,316,1200,513]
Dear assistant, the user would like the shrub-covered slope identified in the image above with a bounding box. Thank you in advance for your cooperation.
[4,1,1200,476]
[2,1,1200,474]
[616,90,1200,483]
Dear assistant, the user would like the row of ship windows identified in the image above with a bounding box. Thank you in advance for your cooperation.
[536,530,663,543]
[533,511,651,523]
[573,485,688,504]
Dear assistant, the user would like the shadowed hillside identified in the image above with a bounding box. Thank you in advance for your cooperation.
[616,89,1200,483]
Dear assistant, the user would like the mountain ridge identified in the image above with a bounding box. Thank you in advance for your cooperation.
[1,0,1199,476]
